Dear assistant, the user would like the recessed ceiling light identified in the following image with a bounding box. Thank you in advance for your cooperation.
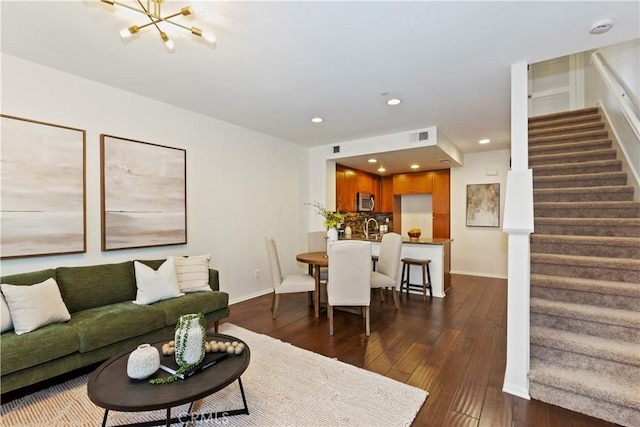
[386,98,402,106]
[479,139,490,144]
[368,158,377,163]
[410,164,420,169]
[378,166,386,172]
[439,158,451,164]
[311,117,324,123]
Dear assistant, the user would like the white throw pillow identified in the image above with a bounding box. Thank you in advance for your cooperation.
[174,254,212,293]
[133,257,183,305]
[1,278,71,335]
[1,292,14,333]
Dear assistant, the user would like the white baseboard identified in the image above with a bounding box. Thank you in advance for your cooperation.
[502,382,531,400]
[450,270,508,279]
[229,288,273,305]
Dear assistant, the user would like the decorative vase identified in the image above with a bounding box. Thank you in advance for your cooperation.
[326,227,339,254]
[174,313,205,367]
[127,344,160,380]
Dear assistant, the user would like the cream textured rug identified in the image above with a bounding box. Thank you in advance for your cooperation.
[1,323,427,426]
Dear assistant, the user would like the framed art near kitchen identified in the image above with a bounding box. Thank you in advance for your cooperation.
[101,134,187,251]
[466,183,500,227]
[0,114,86,259]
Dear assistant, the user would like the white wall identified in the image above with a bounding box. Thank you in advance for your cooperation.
[400,194,432,237]
[0,54,310,303]
[450,149,510,278]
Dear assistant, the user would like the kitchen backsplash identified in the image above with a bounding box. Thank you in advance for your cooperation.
[340,212,393,235]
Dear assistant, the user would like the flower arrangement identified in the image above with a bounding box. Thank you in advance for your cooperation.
[306,201,346,229]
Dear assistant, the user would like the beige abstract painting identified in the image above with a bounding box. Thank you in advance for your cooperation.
[466,183,500,227]
[0,115,86,259]
[101,135,186,250]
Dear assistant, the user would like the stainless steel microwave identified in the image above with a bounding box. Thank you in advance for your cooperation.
[357,193,375,212]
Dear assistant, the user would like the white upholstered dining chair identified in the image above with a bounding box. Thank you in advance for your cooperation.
[265,236,315,319]
[371,232,402,309]
[327,240,372,336]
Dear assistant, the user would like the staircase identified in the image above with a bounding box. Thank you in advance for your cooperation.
[527,107,640,426]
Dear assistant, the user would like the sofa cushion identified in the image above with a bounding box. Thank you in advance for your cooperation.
[152,291,229,326]
[133,258,183,305]
[174,255,213,293]
[56,261,136,313]
[0,269,57,286]
[68,302,166,353]
[1,292,13,333]
[0,323,79,375]
[1,279,71,335]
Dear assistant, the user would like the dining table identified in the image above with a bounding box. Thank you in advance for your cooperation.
[295,251,328,318]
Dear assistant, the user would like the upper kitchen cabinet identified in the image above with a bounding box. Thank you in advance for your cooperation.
[336,165,380,212]
[392,172,433,194]
[432,170,450,215]
[432,170,450,239]
[380,176,394,213]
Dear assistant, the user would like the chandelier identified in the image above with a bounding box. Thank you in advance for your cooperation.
[100,0,216,52]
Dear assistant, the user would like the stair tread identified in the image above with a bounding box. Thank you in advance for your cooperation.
[530,273,640,297]
[529,130,609,144]
[535,217,640,224]
[535,200,640,208]
[528,108,600,123]
[529,147,616,159]
[530,234,640,246]
[534,185,634,194]
[531,326,640,366]
[529,138,611,151]
[532,159,622,172]
[533,171,627,183]
[529,359,640,408]
[530,252,640,269]
[530,297,640,328]
[529,122,604,136]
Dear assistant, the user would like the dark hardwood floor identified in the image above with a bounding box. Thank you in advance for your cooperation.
[223,274,616,427]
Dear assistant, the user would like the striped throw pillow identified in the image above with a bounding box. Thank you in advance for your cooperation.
[174,254,212,293]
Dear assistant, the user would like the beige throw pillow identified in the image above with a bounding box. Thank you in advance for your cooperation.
[133,257,183,305]
[1,278,71,335]
[174,254,212,293]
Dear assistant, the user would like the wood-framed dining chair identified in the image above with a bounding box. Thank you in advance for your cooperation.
[265,236,315,319]
[327,240,372,336]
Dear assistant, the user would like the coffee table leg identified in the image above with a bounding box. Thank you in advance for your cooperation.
[165,408,171,427]
[238,377,249,415]
[102,409,109,427]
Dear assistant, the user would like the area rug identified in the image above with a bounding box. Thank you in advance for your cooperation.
[1,323,428,426]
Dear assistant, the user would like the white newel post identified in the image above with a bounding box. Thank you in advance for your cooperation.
[502,61,533,400]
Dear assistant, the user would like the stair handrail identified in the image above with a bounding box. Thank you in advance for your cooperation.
[590,51,640,141]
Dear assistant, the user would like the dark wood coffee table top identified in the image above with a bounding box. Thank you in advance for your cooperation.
[88,333,250,412]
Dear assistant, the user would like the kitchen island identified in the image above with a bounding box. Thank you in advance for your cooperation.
[339,234,452,298]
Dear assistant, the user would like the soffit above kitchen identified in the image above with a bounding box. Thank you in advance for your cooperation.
[1,1,638,159]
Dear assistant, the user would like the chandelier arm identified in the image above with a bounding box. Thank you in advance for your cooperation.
[135,0,163,35]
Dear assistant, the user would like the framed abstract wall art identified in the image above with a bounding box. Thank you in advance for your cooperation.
[1,114,86,259]
[466,183,500,227]
[101,134,187,251]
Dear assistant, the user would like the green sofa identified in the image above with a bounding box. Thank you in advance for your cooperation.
[0,259,229,394]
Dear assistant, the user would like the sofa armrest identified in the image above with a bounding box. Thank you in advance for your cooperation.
[208,269,220,291]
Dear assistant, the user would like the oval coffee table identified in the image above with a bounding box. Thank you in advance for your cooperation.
[88,333,250,427]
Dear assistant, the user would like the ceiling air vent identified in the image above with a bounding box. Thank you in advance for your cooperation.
[408,131,429,143]
[333,145,340,153]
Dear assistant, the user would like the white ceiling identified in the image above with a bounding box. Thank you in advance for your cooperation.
[1,1,638,173]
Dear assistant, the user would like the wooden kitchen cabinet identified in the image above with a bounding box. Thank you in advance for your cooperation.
[392,172,433,194]
[432,170,450,238]
[336,165,380,212]
[380,176,394,212]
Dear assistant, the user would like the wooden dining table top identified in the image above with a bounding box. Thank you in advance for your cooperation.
[296,251,329,267]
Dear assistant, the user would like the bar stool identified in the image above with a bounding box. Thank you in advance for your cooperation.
[400,258,432,300]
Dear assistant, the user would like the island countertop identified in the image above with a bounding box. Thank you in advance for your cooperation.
[339,234,453,245]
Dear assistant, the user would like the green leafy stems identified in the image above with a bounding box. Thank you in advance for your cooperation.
[149,313,206,385]
[306,201,346,229]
